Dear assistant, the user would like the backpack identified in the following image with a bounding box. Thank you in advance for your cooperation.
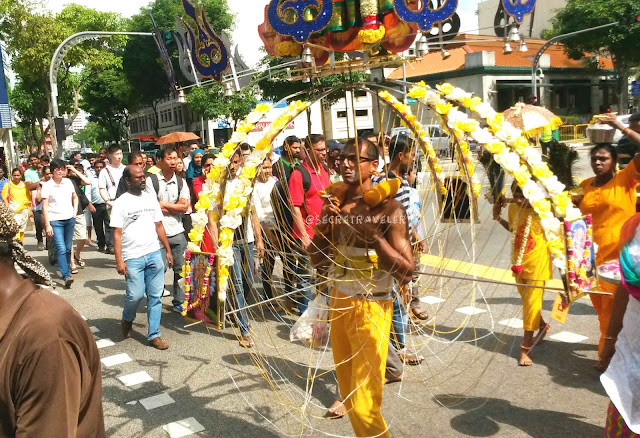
[270,161,329,234]
[148,173,185,201]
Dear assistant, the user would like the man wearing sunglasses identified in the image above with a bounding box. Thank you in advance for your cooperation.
[310,137,413,438]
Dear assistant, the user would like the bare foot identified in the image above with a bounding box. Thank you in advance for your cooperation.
[534,324,550,346]
[519,347,533,366]
[327,400,347,418]
[385,372,405,384]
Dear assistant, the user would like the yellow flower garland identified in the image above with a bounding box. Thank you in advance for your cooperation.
[378,90,447,196]
[180,103,271,304]
[216,100,309,301]
[409,82,572,269]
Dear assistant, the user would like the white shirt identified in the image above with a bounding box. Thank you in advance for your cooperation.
[41,178,75,222]
[183,155,192,169]
[253,177,277,226]
[109,192,164,261]
[98,163,125,201]
[145,172,190,237]
[376,155,391,173]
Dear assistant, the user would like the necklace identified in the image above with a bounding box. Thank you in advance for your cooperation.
[512,209,533,275]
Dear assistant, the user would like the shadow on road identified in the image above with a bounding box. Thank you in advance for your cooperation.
[434,393,603,438]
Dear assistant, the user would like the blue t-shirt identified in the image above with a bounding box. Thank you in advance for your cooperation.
[0,178,8,202]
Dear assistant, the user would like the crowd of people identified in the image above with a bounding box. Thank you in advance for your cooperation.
[1,112,640,437]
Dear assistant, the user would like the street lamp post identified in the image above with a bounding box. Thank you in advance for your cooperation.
[49,31,153,157]
[530,22,619,103]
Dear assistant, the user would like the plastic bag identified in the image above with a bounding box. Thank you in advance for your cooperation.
[290,294,330,348]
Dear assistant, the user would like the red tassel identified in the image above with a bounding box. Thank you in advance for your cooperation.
[511,265,523,275]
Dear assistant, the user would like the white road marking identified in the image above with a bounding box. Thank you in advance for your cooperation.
[101,353,133,367]
[549,331,589,343]
[96,339,115,349]
[139,392,175,411]
[455,306,487,316]
[420,296,446,305]
[162,417,205,438]
[118,371,153,387]
[498,318,524,329]
[90,326,100,333]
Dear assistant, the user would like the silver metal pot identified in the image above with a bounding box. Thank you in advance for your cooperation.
[587,125,616,144]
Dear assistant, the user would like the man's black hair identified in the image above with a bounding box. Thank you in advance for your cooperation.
[361,130,376,139]
[202,153,215,163]
[69,157,80,165]
[388,135,412,160]
[108,143,122,155]
[50,158,66,171]
[343,137,379,161]
[305,134,325,148]
[40,155,50,162]
[28,152,39,160]
[129,151,144,162]
[284,135,300,146]
[42,165,50,174]
[123,166,133,181]
[157,145,177,160]
[11,167,21,175]
[240,143,252,152]
[629,113,640,124]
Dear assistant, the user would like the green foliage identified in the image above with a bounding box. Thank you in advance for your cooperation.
[124,0,235,132]
[257,56,369,106]
[547,141,579,189]
[81,69,136,142]
[186,85,258,127]
[74,122,111,147]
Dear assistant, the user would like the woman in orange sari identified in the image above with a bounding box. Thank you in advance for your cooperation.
[578,116,640,369]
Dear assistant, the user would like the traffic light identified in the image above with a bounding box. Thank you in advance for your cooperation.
[158,30,175,48]
[54,117,74,141]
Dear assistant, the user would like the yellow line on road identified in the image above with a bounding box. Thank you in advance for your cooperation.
[419,254,565,289]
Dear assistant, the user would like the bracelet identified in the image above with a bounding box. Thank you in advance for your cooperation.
[621,127,631,136]
[603,336,617,341]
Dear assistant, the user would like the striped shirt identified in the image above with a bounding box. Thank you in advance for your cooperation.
[371,172,418,233]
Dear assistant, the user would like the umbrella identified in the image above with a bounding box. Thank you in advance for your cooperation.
[503,103,563,138]
[156,131,200,145]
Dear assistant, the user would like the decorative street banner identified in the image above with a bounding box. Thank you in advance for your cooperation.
[0,45,13,129]
[181,0,229,81]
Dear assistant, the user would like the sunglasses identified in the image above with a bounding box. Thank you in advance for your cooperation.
[339,154,375,165]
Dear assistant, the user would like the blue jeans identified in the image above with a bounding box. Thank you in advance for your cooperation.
[230,243,254,335]
[283,244,313,314]
[51,218,75,280]
[391,284,408,351]
[122,250,165,341]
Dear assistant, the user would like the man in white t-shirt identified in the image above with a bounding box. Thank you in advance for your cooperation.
[253,157,278,302]
[98,144,125,254]
[111,165,172,350]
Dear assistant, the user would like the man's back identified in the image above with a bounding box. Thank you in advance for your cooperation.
[0,280,104,438]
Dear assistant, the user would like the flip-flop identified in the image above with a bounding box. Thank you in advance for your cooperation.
[70,267,79,274]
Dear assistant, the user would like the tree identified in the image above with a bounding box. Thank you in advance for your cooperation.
[81,68,136,142]
[74,122,111,148]
[124,0,234,135]
[186,84,258,129]
[550,0,640,112]
[0,3,126,153]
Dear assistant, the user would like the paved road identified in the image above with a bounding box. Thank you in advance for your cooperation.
[22,147,610,438]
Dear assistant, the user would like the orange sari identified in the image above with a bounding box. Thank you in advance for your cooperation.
[579,159,638,358]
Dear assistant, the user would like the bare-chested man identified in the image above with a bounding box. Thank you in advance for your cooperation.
[310,137,414,438]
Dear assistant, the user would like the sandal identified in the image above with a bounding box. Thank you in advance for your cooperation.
[239,333,254,348]
[74,257,85,268]
[410,307,430,321]
[399,350,424,365]
[70,267,79,274]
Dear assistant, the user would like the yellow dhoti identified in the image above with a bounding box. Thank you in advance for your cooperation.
[330,289,392,438]
[516,278,545,332]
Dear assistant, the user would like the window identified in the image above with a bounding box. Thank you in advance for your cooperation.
[355,109,368,117]
[354,90,367,99]
[167,109,172,122]
[337,111,347,118]
[431,127,442,137]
